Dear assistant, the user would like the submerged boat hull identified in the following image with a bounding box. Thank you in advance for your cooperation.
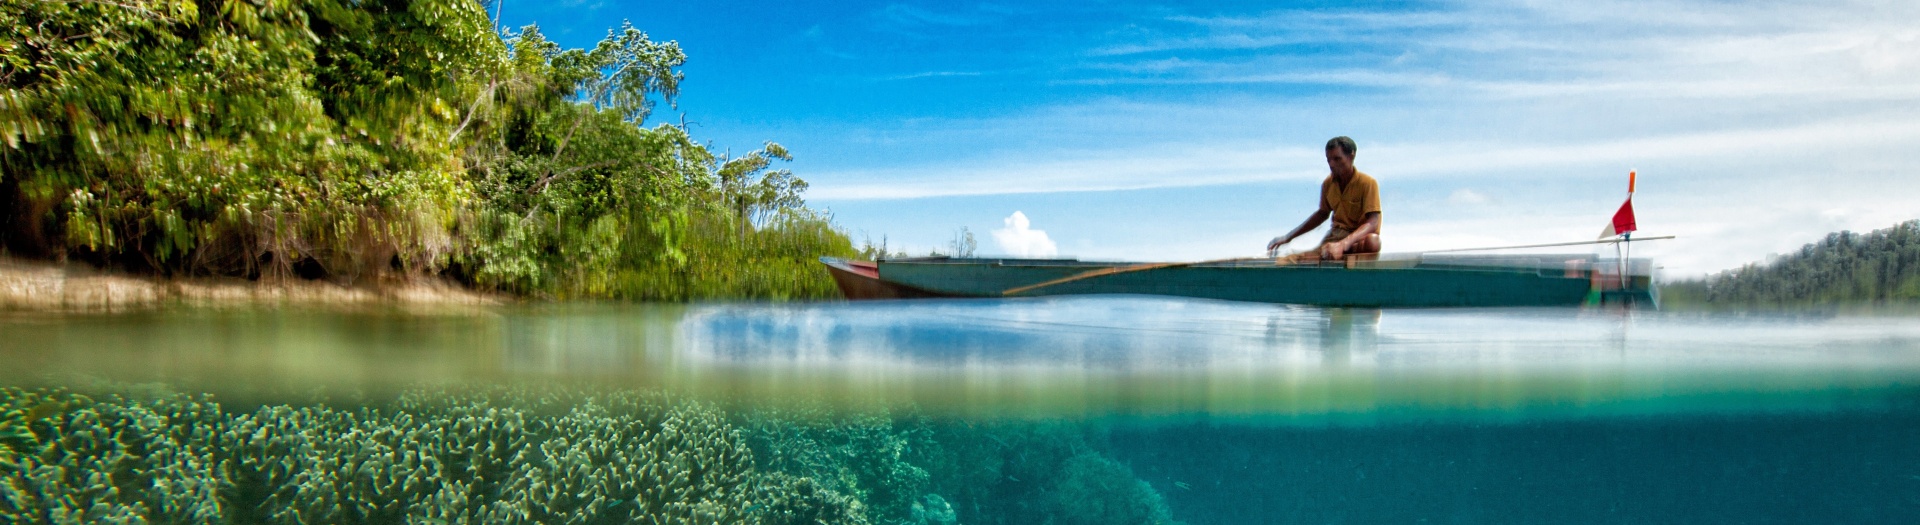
[822,255,1657,308]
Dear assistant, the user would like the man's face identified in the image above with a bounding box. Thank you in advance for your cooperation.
[1326,147,1354,176]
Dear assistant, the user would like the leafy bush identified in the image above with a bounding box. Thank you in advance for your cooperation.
[2,1,853,300]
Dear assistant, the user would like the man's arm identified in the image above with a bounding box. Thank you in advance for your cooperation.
[1268,207,1332,252]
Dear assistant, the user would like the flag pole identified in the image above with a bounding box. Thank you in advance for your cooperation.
[1620,170,1635,291]
[1421,235,1674,253]
[1620,169,1635,288]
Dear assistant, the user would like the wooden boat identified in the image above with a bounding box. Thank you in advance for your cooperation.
[820,254,1658,308]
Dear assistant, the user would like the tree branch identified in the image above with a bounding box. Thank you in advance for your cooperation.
[527,160,618,195]
[446,79,498,144]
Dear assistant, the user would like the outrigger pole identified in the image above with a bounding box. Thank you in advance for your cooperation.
[1421,235,1673,254]
[1001,256,1275,296]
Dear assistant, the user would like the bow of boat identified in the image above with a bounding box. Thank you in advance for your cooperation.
[819,257,947,300]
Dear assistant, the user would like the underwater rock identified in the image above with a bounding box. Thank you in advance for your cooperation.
[908,493,958,525]
[907,420,1183,525]
[754,472,871,525]
[740,408,931,524]
[1042,452,1176,525]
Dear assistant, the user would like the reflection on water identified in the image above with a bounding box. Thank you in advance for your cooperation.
[5,297,1920,524]
[4,296,1919,418]
[1311,307,1379,367]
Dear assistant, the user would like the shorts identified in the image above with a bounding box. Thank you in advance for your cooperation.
[1323,227,1353,245]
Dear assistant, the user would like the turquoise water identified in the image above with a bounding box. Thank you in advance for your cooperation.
[4,296,1918,523]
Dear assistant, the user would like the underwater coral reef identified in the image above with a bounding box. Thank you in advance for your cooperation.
[0,386,1176,524]
[737,407,1177,525]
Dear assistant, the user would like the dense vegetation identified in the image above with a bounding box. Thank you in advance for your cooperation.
[0,0,855,300]
[1664,220,1920,308]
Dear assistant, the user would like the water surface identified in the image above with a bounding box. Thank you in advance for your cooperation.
[5,296,1918,523]
[6,296,1916,418]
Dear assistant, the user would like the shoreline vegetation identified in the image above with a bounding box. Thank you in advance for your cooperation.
[1662,219,1920,310]
[0,254,499,313]
[2,1,862,305]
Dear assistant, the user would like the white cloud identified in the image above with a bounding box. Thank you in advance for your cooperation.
[992,211,1058,257]
[881,71,986,81]
[808,113,1920,201]
[794,0,1920,276]
[808,142,1317,200]
[1066,1,1920,100]
[1447,189,1492,207]
[879,4,986,27]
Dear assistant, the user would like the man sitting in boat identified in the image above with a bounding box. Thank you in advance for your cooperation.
[1266,136,1383,260]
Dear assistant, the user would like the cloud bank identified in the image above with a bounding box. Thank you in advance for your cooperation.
[786,0,1920,276]
[992,211,1058,257]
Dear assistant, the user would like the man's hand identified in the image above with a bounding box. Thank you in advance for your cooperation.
[1267,236,1291,254]
[1321,240,1348,260]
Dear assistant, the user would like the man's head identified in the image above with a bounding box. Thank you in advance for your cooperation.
[1325,136,1357,177]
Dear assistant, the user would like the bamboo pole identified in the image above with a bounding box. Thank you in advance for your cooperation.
[1420,235,1675,254]
[1000,255,1305,296]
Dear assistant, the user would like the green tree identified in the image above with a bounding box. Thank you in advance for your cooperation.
[0,0,495,280]
[2,2,853,300]
[1666,220,1920,308]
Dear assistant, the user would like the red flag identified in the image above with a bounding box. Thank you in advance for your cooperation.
[1599,199,1636,238]
[1599,170,1638,239]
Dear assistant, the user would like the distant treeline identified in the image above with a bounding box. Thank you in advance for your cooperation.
[0,1,855,300]
[1665,220,1920,308]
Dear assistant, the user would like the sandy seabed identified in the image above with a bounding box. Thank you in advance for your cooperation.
[0,256,502,313]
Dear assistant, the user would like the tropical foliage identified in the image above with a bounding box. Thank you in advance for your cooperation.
[1664,220,1920,308]
[0,0,853,299]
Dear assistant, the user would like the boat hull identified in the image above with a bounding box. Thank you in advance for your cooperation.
[820,256,1656,308]
[820,257,946,300]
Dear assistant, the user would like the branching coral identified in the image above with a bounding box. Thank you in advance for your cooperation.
[2,385,1176,525]
[1,386,868,524]
[0,388,225,524]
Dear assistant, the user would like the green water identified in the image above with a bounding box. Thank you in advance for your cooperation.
[4,297,1918,523]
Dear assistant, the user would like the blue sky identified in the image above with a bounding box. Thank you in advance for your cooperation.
[500,0,1920,277]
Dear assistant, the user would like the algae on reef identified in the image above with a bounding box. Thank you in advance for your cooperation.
[1,386,1180,524]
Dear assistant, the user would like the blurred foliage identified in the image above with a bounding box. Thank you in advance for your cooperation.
[1664,220,1920,309]
[0,1,852,299]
